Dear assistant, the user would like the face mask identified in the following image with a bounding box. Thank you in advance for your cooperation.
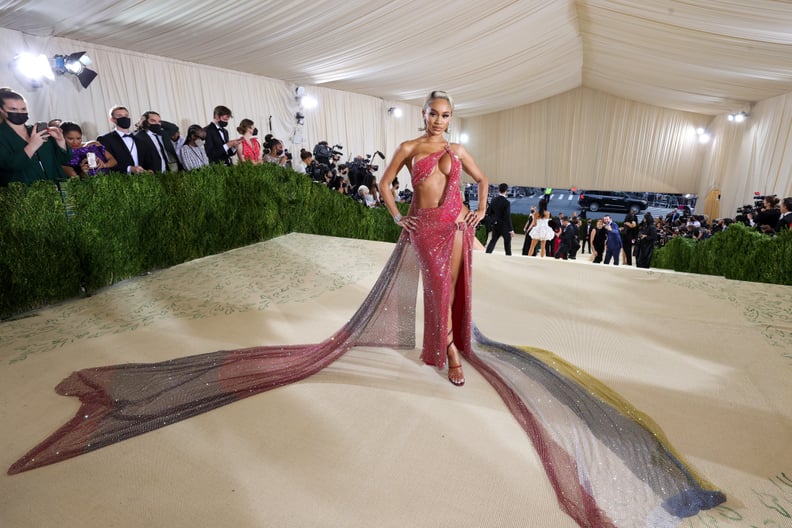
[5,112,28,125]
[195,139,205,148]
[252,128,258,136]
[218,120,228,128]
[276,149,284,156]
[115,116,132,129]
[149,124,162,134]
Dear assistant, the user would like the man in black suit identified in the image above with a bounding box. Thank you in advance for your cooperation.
[134,111,169,173]
[485,183,514,255]
[554,216,577,260]
[204,105,240,165]
[581,219,593,253]
[97,105,147,174]
[776,197,792,231]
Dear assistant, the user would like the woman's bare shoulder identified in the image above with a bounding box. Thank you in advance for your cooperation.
[447,142,470,158]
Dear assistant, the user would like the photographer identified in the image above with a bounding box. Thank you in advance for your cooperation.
[313,141,343,170]
[328,163,351,194]
[299,149,313,175]
[755,195,781,232]
[302,148,332,184]
[263,134,290,167]
[0,88,70,186]
[348,151,385,204]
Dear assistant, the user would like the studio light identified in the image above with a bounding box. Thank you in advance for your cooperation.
[301,95,317,109]
[52,52,98,88]
[11,51,97,89]
[10,53,54,88]
[388,106,403,118]
[459,133,469,144]
[694,126,711,144]
[727,111,747,123]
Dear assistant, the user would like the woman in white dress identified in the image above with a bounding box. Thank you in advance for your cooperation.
[527,199,554,257]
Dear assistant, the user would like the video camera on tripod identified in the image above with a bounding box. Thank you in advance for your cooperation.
[348,151,386,192]
[363,150,385,172]
[313,141,343,165]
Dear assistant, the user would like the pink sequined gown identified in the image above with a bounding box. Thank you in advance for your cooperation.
[9,144,726,527]
[408,145,471,368]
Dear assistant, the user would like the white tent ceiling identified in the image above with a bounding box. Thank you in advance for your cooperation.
[2,0,792,117]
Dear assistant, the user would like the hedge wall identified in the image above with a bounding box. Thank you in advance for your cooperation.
[3,166,789,319]
[0,163,403,319]
[653,223,791,285]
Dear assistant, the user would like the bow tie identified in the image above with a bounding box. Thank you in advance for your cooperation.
[123,134,133,138]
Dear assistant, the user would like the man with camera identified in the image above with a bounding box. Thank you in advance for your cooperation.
[328,163,351,194]
[348,151,385,204]
[777,197,792,231]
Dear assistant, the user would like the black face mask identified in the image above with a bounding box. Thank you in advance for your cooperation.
[115,116,132,129]
[218,120,229,128]
[276,149,284,156]
[5,112,29,125]
[252,128,258,136]
[149,124,162,134]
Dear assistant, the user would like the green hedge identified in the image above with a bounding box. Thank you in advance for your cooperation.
[0,163,403,319]
[4,169,789,319]
[653,223,792,285]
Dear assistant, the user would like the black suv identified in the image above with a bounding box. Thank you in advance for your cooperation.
[578,190,648,214]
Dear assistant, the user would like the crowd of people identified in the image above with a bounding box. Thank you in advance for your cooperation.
[0,87,307,186]
[0,86,409,211]
[3,86,789,251]
[298,144,406,208]
[482,192,791,268]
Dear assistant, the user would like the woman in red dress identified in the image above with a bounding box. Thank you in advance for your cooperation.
[236,118,262,164]
[379,91,488,386]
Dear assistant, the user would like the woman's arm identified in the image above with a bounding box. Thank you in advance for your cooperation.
[379,141,413,226]
[455,144,488,227]
[61,164,79,178]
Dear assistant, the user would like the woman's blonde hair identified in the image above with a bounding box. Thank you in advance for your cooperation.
[423,90,454,112]
[420,90,454,131]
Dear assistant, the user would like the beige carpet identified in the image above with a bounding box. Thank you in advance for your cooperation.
[1,233,790,528]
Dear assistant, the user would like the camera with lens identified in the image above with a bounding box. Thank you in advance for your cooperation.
[283,149,293,161]
[307,159,331,183]
[735,203,757,225]
[313,141,343,166]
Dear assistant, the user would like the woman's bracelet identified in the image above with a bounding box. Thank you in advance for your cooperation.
[394,213,403,224]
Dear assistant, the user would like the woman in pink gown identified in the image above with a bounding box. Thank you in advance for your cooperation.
[379,90,488,386]
[9,91,725,528]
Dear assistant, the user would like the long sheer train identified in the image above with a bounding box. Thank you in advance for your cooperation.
[9,226,725,526]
